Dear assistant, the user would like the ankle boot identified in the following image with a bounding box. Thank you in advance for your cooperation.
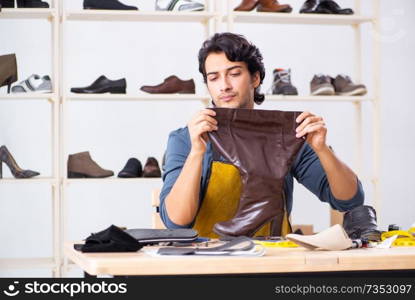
[0,53,18,94]
[67,151,114,178]
[343,205,382,241]
[0,145,40,179]
[208,108,305,237]
[234,0,259,11]
[257,0,292,13]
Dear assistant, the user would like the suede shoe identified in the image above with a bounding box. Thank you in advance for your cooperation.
[142,157,161,178]
[67,151,114,178]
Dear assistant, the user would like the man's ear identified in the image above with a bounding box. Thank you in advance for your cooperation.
[252,71,260,89]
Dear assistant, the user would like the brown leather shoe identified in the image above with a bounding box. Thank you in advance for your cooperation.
[67,151,114,178]
[234,0,259,11]
[142,157,161,178]
[140,75,195,94]
[257,0,292,12]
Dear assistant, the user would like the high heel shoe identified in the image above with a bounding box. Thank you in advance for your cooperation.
[0,145,40,179]
[0,53,18,94]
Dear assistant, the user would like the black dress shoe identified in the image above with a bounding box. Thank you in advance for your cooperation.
[20,0,49,8]
[299,0,320,13]
[71,75,126,94]
[83,0,138,10]
[118,158,143,178]
[143,157,161,178]
[315,0,353,14]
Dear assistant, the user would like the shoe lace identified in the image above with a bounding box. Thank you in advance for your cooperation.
[267,69,291,94]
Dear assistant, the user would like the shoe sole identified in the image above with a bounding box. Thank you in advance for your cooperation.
[337,88,367,96]
[68,171,112,178]
[311,86,335,96]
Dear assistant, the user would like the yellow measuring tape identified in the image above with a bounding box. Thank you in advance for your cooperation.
[253,240,299,248]
[381,227,415,247]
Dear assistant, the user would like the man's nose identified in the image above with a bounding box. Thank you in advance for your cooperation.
[219,76,232,92]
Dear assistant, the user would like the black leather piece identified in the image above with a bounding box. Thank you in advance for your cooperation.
[118,158,142,178]
[315,0,353,14]
[74,225,143,253]
[343,205,382,241]
[83,0,138,10]
[70,75,126,94]
[299,0,319,13]
[21,0,49,8]
[125,228,198,244]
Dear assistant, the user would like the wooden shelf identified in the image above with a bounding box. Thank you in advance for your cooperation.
[265,95,373,102]
[64,10,217,23]
[0,177,58,184]
[64,177,162,184]
[65,93,210,101]
[225,12,373,26]
[0,8,57,20]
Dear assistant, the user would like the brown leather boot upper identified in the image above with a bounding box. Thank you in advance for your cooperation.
[234,0,259,11]
[257,0,292,12]
[140,75,195,94]
[67,151,113,178]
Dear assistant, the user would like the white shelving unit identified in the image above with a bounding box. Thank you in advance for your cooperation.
[1,0,380,277]
[0,2,61,276]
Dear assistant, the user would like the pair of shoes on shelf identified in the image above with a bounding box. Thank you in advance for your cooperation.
[12,74,52,93]
[234,0,292,13]
[70,75,195,94]
[118,157,161,178]
[0,145,40,179]
[269,68,298,95]
[0,0,49,8]
[300,0,353,15]
[67,152,162,178]
[310,74,367,96]
[83,0,138,10]
[155,0,204,12]
[0,53,17,94]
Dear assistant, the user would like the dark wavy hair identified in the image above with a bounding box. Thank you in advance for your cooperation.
[198,32,266,105]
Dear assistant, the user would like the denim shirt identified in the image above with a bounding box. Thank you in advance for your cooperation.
[159,127,364,229]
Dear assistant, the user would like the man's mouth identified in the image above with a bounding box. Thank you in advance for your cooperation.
[220,94,236,102]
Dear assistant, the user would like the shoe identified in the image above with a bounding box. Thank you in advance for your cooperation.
[0,0,15,8]
[140,75,195,94]
[142,157,161,178]
[299,0,320,13]
[270,68,298,95]
[343,205,382,242]
[234,0,259,11]
[70,75,126,94]
[0,53,18,94]
[83,0,138,10]
[0,145,40,179]
[19,0,49,8]
[155,0,204,12]
[332,74,367,96]
[11,74,52,93]
[208,108,305,237]
[118,158,143,178]
[310,74,335,95]
[315,0,353,14]
[67,151,114,178]
[257,0,292,13]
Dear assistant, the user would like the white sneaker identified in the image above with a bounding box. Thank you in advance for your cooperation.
[11,74,52,93]
[155,0,204,12]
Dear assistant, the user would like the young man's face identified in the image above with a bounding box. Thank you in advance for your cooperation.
[205,51,260,109]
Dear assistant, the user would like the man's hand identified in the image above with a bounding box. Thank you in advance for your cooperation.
[295,111,327,153]
[187,109,218,154]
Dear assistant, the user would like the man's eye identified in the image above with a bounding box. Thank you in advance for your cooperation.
[231,73,240,77]
[208,77,217,81]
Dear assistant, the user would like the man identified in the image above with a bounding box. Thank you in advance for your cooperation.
[159,32,364,237]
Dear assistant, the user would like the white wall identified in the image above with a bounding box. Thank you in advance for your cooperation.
[0,0,414,277]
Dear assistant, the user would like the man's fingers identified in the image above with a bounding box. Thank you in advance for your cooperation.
[295,116,323,133]
[296,111,312,123]
[296,121,326,138]
[194,114,218,126]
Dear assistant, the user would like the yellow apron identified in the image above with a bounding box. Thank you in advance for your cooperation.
[193,161,292,239]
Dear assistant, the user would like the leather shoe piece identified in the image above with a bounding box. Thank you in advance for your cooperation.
[257,0,292,13]
[343,205,382,242]
[299,0,320,13]
[234,0,259,11]
[316,0,353,14]
[142,157,161,178]
[140,75,195,94]
[71,75,126,94]
[118,158,143,178]
[83,0,138,10]
[67,151,114,178]
[332,74,367,96]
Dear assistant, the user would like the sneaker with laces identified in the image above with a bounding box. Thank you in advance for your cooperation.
[155,0,204,11]
[310,74,335,95]
[270,68,298,95]
[11,74,52,93]
[332,74,367,96]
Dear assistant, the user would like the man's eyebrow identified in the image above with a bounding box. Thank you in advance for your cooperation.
[206,66,243,76]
